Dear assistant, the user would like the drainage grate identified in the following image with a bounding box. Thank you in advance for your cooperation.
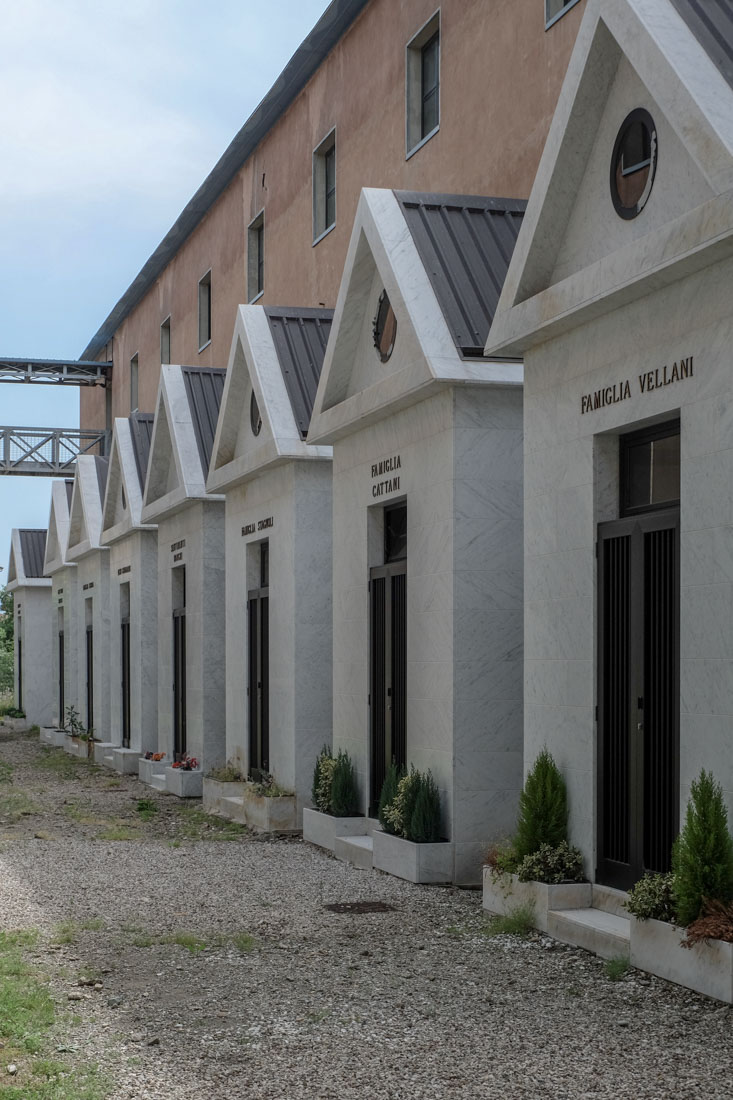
[323,901,396,915]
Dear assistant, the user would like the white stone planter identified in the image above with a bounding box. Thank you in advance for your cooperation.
[372,830,453,884]
[0,717,29,733]
[93,741,116,766]
[629,916,733,1003]
[302,807,367,851]
[138,757,167,785]
[203,778,248,814]
[40,727,67,748]
[482,868,592,933]
[165,767,203,798]
[64,736,89,759]
[112,748,143,775]
[243,786,298,833]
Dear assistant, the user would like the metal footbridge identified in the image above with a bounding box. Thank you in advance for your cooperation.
[0,357,112,476]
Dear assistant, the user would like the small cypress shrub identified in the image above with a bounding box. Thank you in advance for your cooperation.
[408,771,441,843]
[329,750,359,816]
[378,761,403,834]
[515,748,567,861]
[672,769,733,926]
[312,746,333,812]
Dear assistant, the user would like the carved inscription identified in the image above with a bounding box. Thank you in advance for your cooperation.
[241,517,274,537]
[371,454,401,498]
[117,565,131,576]
[581,356,693,415]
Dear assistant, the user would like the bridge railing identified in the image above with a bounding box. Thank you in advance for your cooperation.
[0,427,109,476]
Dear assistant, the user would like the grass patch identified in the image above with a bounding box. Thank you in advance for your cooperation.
[230,932,256,954]
[0,759,13,783]
[97,825,141,842]
[174,806,248,841]
[52,918,105,945]
[604,956,630,982]
[135,798,157,821]
[104,780,121,789]
[36,749,79,779]
[125,927,255,954]
[0,790,38,821]
[484,904,536,939]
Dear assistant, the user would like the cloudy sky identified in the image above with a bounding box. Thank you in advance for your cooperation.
[0,0,328,575]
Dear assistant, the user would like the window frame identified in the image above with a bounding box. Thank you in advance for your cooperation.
[312,127,337,245]
[405,10,440,160]
[545,0,583,31]
[160,317,171,366]
[247,211,265,303]
[129,353,139,413]
[619,419,680,518]
[198,269,212,352]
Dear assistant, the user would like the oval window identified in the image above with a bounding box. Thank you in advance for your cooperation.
[373,290,397,363]
[250,391,262,437]
[610,108,658,220]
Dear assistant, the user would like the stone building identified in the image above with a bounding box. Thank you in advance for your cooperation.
[99,413,158,771]
[6,529,52,728]
[207,304,333,815]
[43,481,78,728]
[307,188,526,883]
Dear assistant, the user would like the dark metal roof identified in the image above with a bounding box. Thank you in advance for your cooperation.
[18,530,47,578]
[181,367,226,473]
[265,307,334,438]
[93,456,109,506]
[64,480,74,507]
[129,412,155,492]
[394,191,527,357]
[80,0,370,363]
[670,0,733,89]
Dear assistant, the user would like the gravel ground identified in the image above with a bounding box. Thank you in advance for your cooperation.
[1,729,733,1099]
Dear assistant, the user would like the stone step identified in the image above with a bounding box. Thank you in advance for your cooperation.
[103,755,115,766]
[220,796,247,824]
[334,834,374,870]
[149,773,167,792]
[592,883,630,918]
[548,907,630,961]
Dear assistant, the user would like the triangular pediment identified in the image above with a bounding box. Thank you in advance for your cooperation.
[68,472,88,551]
[44,503,62,572]
[487,0,733,357]
[44,480,74,574]
[7,539,18,585]
[101,418,154,543]
[143,387,182,508]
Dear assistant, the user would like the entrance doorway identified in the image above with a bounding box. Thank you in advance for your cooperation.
[172,567,186,759]
[58,626,64,720]
[248,543,269,780]
[121,619,131,748]
[369,504,407,814]
[85,626,94,732]
[597,423,680,889]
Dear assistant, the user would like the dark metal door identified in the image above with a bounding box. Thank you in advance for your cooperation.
[173,611,187,758]
[85,627,94,731]
[248,591,269,778]
[121,619,131,749]
[369,562,407,813]
[17,638,22,712]
[58,631,64,719]
[597,508,679,888]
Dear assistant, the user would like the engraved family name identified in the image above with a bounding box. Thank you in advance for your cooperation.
[581,356,693,415]
[371,453,401,498]
[241,517,274,536]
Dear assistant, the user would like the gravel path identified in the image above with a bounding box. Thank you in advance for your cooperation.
[1,729,733,1099]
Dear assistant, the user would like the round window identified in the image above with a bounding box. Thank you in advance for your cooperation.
[610,108,658,220]
[250,391,262,436]
[373,290,397,363]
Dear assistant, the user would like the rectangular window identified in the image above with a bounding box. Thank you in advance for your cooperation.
[312,129,336,243]
[129,353,139,413]
[406,11,440,157]
[247,212,264,302]
[620,421,680,516]
[198,271,211,350]
[546,0,582,29]
[160,317,171,365]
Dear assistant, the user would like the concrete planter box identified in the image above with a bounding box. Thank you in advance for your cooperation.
[482,868,592,933]
[138,757,167,785]
[112,748,143,775]
[243,786,298,833]
[0,717,29,733]
[203,778,248,815]
[302,807,367,851]
[40,727,67,748]
[64,736,89,759]
[93,741,116,766]
[630,916,733,1003]
[372,830,453,884]
[165,767,203,798]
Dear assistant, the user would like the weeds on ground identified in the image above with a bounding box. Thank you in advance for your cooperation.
[484,904,536,939]
[135,798,157,821]
[173,805,248,841]
[104,780,121,789]
[52,919,105,945]
[124,927,256,954]
[36,750,79,779]
[0,790,38,821]
[0,759,13,783]
[604,956,630,981]
[97,825,141,842]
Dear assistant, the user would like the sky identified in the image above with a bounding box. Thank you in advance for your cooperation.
[0,0,329,577]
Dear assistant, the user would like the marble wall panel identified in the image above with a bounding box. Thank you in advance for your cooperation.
[15,586,53,728]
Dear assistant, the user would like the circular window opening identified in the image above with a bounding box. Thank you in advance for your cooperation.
[373,290,397,363]
[250,391,262,436]
[610,108,657,220]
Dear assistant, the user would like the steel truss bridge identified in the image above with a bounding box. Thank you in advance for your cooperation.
[0,358,112,476]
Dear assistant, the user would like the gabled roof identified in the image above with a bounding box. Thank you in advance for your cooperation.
[265,307,333,438]
[43,480,76,576]
[307,187,524,446]
[6,529,51,591]
[207,306,332,495]
[142,364,225,522]
[101,415,158,545]
[67,455,109,560]
[486,0,733,357]
[80,0,370,362]
[394,192,525,357]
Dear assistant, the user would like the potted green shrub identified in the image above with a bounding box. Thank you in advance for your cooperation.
[302,746,365,851]
[482,749,591,930]
[373,766,452,884]
[242,771,298,834]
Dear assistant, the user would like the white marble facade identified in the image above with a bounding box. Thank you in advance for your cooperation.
[487,0,733,874]
[309,188,525,883]
[6,530,53,728]
[43,480,79,727]
[207,305,334,814]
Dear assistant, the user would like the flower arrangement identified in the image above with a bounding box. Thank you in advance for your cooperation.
[172,753,198,771]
